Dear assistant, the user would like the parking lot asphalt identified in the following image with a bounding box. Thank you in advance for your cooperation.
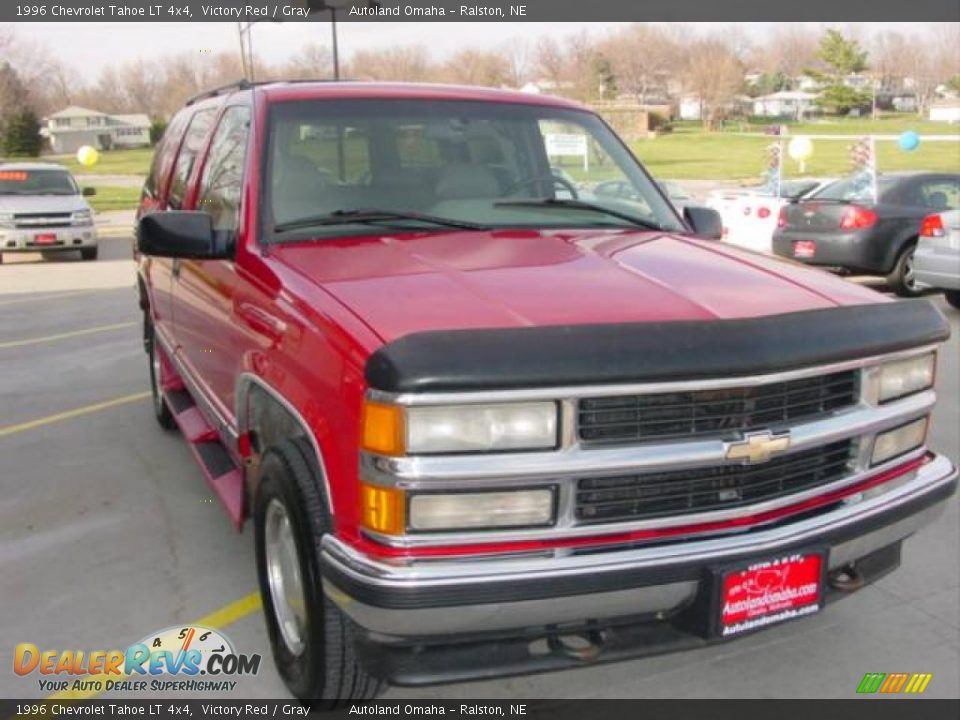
[1,235,958,700]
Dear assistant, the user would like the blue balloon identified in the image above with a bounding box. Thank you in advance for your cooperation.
[898,131,920,151]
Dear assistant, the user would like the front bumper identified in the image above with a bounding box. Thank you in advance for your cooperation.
[0,225,97,252]
[322,453,955,682]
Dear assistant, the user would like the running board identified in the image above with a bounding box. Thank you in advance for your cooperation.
[165,387,245,530]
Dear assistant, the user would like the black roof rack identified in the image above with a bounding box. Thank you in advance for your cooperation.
[184,78,354,106]
[185,79,252,106]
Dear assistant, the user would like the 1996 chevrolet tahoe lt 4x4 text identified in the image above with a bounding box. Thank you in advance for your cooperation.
[134,81,956,704]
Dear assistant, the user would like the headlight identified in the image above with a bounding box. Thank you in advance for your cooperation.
[71,209,93,226]
[361,400,558,455]
[0,212,14,228]
[871,417,928,466]
[877,353,935,403]
[409,488,555,531]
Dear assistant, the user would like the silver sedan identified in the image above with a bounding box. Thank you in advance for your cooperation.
[915,208,960,309]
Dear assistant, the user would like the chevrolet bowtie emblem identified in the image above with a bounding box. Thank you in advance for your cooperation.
[725,430,791,464]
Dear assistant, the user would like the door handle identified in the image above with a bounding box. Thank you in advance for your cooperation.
[171,258,181,279]
[236,302,287,341]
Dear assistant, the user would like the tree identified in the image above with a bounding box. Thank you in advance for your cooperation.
[149,119,167,145]
[2,109,42,156]
[809,29,871,115]
[347,46,434,82]
[441,48,511,87]
[602,24,678,104]
[683,36,745,130]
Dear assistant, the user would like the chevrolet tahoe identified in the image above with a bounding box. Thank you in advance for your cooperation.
[134,80,956,705]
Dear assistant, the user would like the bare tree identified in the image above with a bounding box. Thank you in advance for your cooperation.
[683,35,745,129]
[760,25,821,80]
[283,42,333,79]
[602,23,678,104]
[442,48,511,87]
[347,46,434,82]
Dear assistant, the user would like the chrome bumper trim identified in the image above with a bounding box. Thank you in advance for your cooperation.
[324,453,955,589]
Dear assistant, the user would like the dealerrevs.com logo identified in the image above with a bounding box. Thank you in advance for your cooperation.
[14,625,260,694]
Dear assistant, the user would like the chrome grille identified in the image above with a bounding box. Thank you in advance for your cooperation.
[575,440,854,524]
[578,370,858,445]
[14,213,72,229]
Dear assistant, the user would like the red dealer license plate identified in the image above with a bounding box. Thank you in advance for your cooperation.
[793,240,816,258]
[33,233,57,245]
[718,552,824,637]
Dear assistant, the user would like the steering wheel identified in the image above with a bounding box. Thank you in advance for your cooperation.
[506,173,579,200]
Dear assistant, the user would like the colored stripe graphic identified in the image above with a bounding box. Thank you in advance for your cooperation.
[857,673,885,694]
[857,672,932,694]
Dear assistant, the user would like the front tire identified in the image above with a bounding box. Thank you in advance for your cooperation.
[886,242,923,297]
[945,290,960,310]
[146,318,177,430]
[254,438,382,706]
[81,247,98,261]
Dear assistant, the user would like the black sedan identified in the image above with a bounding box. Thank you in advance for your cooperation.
[772,172,959,296]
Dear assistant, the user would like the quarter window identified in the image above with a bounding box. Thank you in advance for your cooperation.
[168,109,216,209]
[197,106,251,232]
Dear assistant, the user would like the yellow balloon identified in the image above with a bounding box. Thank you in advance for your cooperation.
[787,136,813,162]
[76,145,99,168]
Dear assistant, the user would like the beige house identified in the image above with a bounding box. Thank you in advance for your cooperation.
[43,106,151,154]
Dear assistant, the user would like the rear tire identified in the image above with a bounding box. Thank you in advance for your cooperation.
[81,247,98,261]
[254,438,383,706]
[945,290,960,310]
[886,242,923,297]
[146,318,177,430]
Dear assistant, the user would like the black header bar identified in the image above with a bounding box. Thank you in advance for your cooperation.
[3,0,959,23]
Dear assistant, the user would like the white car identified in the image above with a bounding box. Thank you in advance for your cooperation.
[707,178,836,254]
[0,162,98,263]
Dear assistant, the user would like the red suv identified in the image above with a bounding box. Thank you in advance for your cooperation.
[136,80,955,704]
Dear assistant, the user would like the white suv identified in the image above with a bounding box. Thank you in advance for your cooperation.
[0,162,98,263]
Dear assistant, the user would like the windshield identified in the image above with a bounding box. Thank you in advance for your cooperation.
[0,168,79,195]
[265,99,683,240]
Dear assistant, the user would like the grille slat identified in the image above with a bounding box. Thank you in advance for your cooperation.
[578,371,858,444]
[575,440,854,524]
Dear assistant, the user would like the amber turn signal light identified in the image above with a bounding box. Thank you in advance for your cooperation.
[359,482,405,535]
[361,400,405,456]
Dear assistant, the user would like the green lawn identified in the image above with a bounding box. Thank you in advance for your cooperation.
[700,113,960,137]
[47,147,155,176]
[628,125,960,182]
[87,186,142,212]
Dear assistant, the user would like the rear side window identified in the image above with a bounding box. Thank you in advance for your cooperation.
[197,106,251,232]
[913,178,960,211]
[168,109,216,209]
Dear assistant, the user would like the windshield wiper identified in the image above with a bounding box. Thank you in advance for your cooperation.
[274,208,490,233]
[494,198,666,231]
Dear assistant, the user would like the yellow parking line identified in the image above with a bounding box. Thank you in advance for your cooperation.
[0,322,136,349]
[0,290,96,307]
[48,592,263,701]
[0,392,151,438]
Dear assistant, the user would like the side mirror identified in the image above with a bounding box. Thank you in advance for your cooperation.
[138,211,228,259]
[683,206,723,239]
[82,187,96,197]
